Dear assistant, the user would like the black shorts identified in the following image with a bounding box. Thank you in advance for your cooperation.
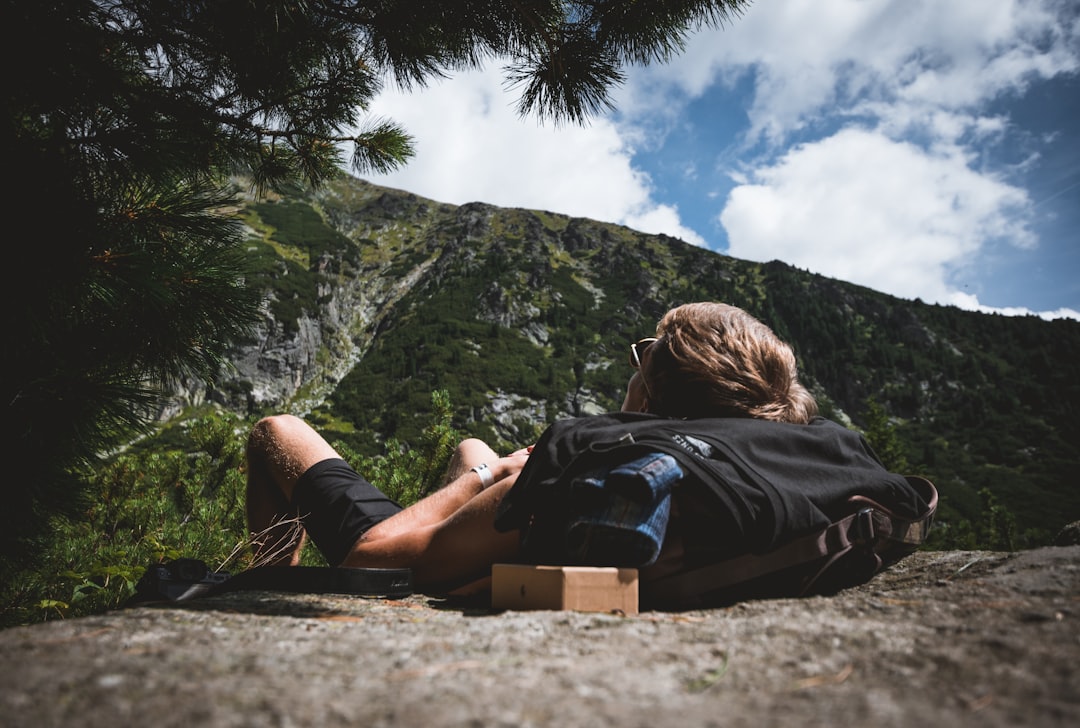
[291,458,403,567]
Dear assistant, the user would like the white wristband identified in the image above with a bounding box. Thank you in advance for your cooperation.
[471,463,495,489]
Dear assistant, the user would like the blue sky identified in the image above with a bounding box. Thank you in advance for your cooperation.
[365,0,1079,320]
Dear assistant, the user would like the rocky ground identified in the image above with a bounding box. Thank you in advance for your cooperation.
[0,546,1076,728]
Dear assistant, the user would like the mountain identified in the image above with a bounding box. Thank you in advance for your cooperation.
[179,173,1080,546]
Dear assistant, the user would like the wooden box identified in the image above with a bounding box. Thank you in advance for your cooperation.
[491,564,639,615]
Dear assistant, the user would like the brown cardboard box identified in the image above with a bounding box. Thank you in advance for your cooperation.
[491,564,639,615]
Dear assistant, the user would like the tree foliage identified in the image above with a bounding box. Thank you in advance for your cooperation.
[861,398,910,474]
[2,0,749,579]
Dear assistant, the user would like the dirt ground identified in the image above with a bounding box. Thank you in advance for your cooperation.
[0,546,1076,727]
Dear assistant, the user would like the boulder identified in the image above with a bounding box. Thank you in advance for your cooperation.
[1,547,1077,727]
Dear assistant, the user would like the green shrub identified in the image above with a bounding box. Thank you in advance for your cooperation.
[926,487,1021,552]
[334,389,461,507]
[1,412,250,626]
[1,393,462,628]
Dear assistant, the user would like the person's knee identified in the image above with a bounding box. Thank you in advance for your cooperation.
[455,437,487,455]
[453,437,492,467]
[455,438,496,462]
[440,438,496,486]
[247,414,303,459]
[248,414,340,487]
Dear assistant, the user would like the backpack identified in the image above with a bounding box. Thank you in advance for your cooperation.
[493,412,937,609]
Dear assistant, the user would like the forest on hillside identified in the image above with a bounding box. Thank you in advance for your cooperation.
[251,178,1080,550]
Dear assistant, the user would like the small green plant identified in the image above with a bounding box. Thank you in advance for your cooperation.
[1,411,250,626]
[2,392,463,627]
[334,390,462,507]
[861,398,910,474]
[928,487,1020,552]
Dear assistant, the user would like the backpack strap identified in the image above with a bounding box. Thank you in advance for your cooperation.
[131,560,414,604]
[644,476,938,608]
[211,565,414,600]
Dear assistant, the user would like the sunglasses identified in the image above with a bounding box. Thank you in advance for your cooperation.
[629,337,658,369]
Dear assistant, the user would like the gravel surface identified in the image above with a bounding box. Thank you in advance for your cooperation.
[1,546,1077,727]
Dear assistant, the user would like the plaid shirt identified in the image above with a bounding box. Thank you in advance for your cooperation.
[563,452,684,567]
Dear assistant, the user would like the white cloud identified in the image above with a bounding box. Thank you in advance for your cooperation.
[946,292,1080,322]
[720,128,1035,302]
[356,0,1079,319]
[363,66,706,246]
[654,0,1078,318]
[626,0,1079,145]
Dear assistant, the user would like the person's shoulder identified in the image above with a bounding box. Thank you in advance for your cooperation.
[548,411,662,430]
[804,416,867,438]
[533,412,666,447]
[675,415,848,440]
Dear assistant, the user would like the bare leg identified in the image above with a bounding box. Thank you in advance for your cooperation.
[245,449,306,566]
[246,416,525,582]
[442,438,498,486]
[245,414,340,566]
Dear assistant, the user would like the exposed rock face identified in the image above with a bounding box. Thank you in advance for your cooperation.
[162,249,430,419]
[2,547,1077,727]
[1056,521,1080,546]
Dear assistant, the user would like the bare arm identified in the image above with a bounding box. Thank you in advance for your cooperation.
[340,469,524,589]
[357,452,527,544]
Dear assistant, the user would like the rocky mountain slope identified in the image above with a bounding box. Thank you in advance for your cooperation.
[2,545,1076,727]
[172,173,1080,543]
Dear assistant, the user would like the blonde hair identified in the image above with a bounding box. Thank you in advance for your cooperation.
[642,302,817,424]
